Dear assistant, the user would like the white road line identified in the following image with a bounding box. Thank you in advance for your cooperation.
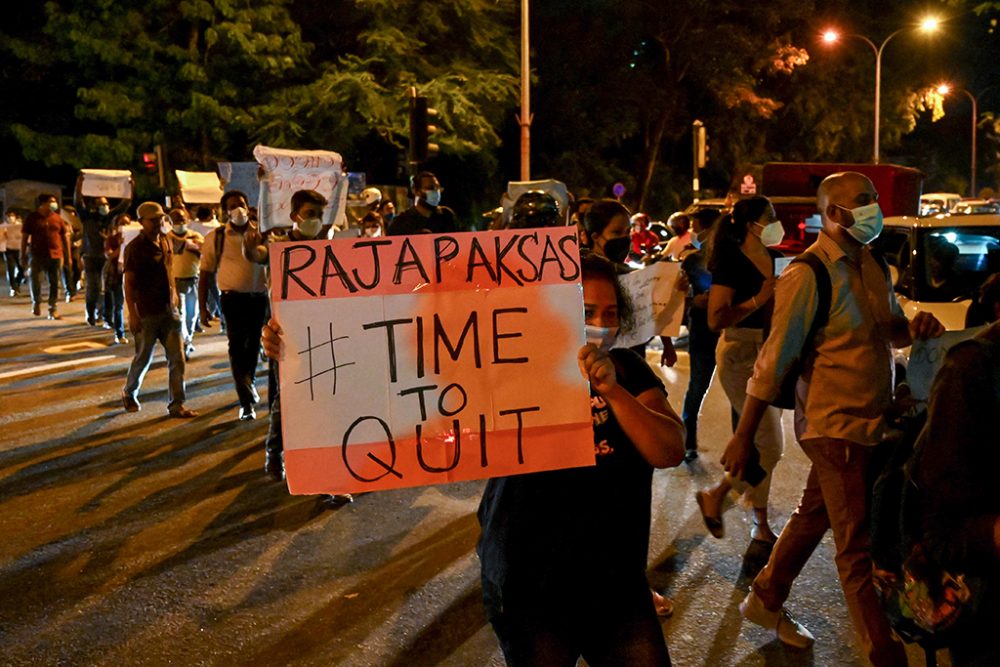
[0,355,119,381]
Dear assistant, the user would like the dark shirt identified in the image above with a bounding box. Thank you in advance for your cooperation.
[711,241,781,330]
[387,205,458,236]
[477,348,664,616]
[23,211,67,260]
[123,232,173,317]
[80,209,113,257]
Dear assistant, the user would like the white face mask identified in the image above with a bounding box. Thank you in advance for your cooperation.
[585,324,619,352]
[295,217,323,238]
[49,202,59,212]
[229,207,248,227]
[363,226,381,237]
[422,189,441,207]
[159,220,171,236]
[172,223,186,234]
[840,202,883,245]
[757,220,784,246]
[98,205,110,216]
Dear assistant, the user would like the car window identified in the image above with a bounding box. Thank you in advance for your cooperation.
[914,228,1000,302]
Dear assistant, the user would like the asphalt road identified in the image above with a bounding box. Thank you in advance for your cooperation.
[0,289,944,666]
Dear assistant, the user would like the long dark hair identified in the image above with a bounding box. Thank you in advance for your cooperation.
[583,199,630,240]
[580,253,635,333]
[707,196,771,272]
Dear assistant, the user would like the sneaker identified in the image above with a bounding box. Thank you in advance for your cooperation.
[184,343,195,361]
[322,493,354,506]
[121,392,141,413]
[168,406,199,419]
[9,288,15,297]
[239,405,256,421]
[65,293,73,303]
[115,335,129,345]
[684,448,699,463]
[47,311,61,320]
[739,590,814,649]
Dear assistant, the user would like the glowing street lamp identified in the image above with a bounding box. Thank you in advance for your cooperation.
[822,17,942,163]
[937,83,979,197]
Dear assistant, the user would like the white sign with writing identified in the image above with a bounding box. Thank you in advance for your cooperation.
[253,145,348,232]
[176,170,224,204]
[616,261,687,347]
[79,169,133,199]
[907,326,987,401]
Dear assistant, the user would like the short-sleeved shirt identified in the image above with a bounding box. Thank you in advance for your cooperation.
[80,209,114,257]
[23,211,67,260]
[167,229,204,279]
[710,241,781,330]
[200,224,267,294]
[123,232,173,317]
[477,348,665,616]
[387,205,458,236]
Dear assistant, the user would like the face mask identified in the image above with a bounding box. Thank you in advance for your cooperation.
[98,205,110,216]
[585,324,619,352]
[383,213,395,224]
[172,223,186,234]
[602,236,631,264]
[840,202,883,245]
[757,220,784,246]
[229,207,248,227]
[295,217,323,238]
[690,235,703,250]
[49,202,59,212]
[422,190,441,207]
[363,226,381,238]
[159,220,171,235]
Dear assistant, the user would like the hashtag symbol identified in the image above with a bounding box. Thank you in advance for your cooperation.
[295,323,355,400]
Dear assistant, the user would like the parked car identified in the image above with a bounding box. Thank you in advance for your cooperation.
[919,192,961,216]
[952,198,1000,215]
[874,213,1000,329]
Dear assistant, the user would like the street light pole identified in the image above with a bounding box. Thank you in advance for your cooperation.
[939,85,980,197]
[518,0,532,181]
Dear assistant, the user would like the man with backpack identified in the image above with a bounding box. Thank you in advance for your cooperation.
[720,172,944,667]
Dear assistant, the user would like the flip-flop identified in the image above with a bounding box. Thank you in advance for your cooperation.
[695,490,725,539]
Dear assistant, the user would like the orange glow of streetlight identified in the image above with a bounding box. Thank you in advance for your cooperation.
[822,29,840,44]
[920,16,941,33]
[936,83,951,96]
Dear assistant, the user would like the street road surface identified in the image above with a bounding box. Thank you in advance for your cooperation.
[0,292,944,666]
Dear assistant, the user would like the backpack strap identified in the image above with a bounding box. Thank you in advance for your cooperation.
[212,225,226,273]
[790,250,831,361]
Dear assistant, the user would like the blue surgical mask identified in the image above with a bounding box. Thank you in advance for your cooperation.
[423,190,441,207]
[585,324,619,351]
[840,202,883,245]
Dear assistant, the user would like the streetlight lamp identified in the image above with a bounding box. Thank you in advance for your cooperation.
[937,83,979,197]
[822,17,941,164]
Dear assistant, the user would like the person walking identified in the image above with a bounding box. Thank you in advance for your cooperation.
[21,194,70,319]
[166,207,203,359]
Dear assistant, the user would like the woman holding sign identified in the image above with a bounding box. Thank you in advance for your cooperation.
[477,253,686,666]
[695,196,785,547]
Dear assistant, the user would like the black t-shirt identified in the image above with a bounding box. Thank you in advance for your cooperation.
[80,209,113,257]
[477,348,665,613]
[386,205,458,236]
[123,233,173,317]
[710,242,781,330]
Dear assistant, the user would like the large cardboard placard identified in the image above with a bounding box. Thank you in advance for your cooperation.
[270,228,594,495]
[79,169,132,199]
[175,170,224,204]
[616,261,687,347]
[253,145,348,232]
[907,326,986,402]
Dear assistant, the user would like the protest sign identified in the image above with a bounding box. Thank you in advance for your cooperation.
[217,161,261,205]
[270,228,594,495]
[907,326,986,402]
[615,262,687,347]
[79,169,132,199]
[175,170,224,204]
[253,145,348,232]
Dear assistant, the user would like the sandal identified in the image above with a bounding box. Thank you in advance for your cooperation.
[696,490,725,539]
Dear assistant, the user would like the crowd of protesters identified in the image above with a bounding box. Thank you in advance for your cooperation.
[3,168,998,667]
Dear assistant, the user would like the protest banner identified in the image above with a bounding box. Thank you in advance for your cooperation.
[253,145,348,233]
[79,169,132,199]
[615,262,687,347]
[270,228,594,495]
[217,161,261,206]
[906,325,986,402]
[175,170,224,204]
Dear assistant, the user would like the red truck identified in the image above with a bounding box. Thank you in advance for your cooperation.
[759,162,924,253]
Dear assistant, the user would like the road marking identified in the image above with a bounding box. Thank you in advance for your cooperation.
[0,355,118,381]
[43,342,108,354]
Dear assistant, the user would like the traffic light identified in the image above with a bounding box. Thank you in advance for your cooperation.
[408,92,439,164]
[693,120,708,169]
[142,151,158,173]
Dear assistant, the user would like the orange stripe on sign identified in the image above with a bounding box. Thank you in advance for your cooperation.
[284,422,595,495]
[270,229,582,302]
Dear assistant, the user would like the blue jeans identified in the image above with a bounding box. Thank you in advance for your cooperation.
[123,311,186,411]
[104,276,125,338]
[84,255,105,320]
[29,255,63,312]
[681,307,719,451]
[175,277,198,344]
